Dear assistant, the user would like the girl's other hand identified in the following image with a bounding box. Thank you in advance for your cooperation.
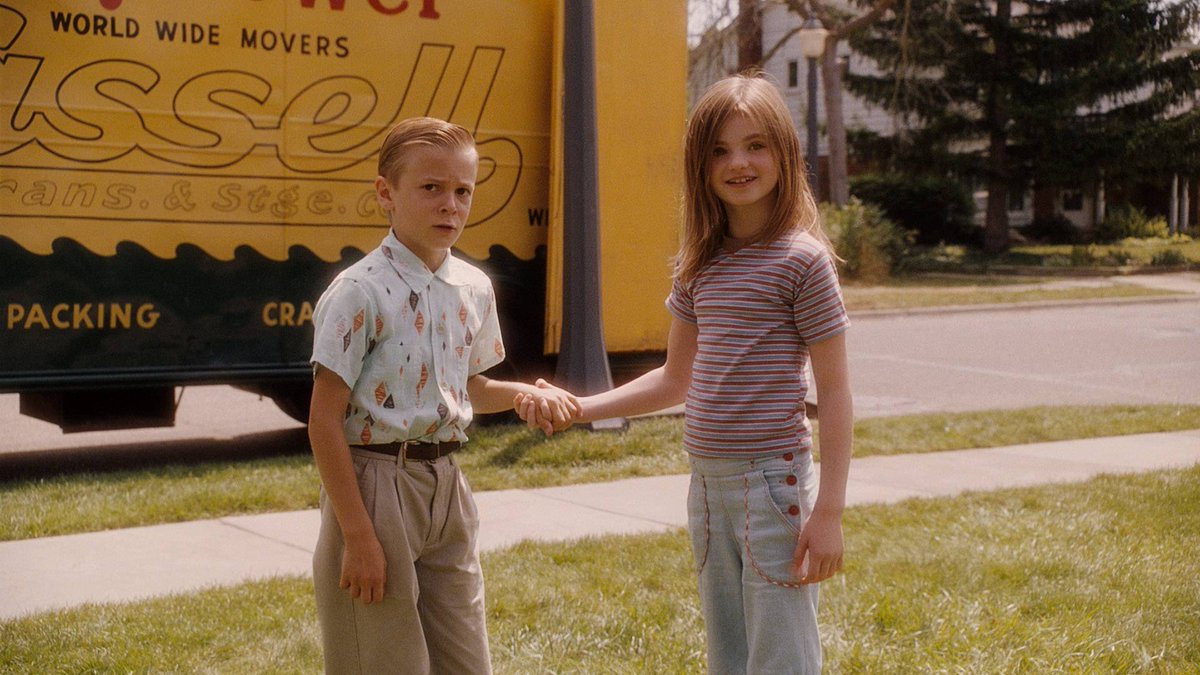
[793,509,844,584]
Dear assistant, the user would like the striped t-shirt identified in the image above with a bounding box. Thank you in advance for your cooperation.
[667,230,850,458]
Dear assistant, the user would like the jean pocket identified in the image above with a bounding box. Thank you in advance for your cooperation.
[743,469,805,587]
[687,473,710,575]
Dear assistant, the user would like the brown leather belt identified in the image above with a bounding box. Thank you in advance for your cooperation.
[350,441,461,460]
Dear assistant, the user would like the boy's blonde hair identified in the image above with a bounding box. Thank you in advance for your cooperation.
[675,73,830,285]
[377,117,476,184]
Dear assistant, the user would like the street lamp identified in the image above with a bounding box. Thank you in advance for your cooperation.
[797,14,827,198]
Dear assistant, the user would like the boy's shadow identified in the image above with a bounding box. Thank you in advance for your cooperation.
[483,433,550,467]
[0,427,312,482]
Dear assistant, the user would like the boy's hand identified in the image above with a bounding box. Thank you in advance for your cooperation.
[340,533,387,604]
[514,378,580,435]
[793,509,844,585]
[514,392,551,435]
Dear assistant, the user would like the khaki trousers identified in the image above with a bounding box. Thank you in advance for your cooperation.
[314,448,491,675]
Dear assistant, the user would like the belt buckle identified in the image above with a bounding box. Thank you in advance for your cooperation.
[400,440,434,462]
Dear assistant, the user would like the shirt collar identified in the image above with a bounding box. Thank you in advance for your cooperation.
[380,231,472,288]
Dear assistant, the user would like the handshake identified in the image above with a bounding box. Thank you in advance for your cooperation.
[513,378,583,436]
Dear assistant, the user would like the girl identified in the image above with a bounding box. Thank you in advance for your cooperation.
[521,73,852,673]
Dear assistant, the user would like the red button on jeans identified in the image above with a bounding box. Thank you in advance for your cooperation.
[783,453,794,461]
[787,505,800,516]
[786,475,798,486]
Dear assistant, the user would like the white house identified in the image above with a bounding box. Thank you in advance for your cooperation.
[688,1,1197,234]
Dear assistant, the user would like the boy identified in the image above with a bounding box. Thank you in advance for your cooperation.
[309,117,577,674]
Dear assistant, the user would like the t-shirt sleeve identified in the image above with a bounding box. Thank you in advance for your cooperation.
[665,278,697,325]
[310,278,375,389]
[468,283,505,377]
[793,247,850,344]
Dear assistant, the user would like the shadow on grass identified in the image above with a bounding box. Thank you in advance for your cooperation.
[477,432,552,468]
[0,427,311,482]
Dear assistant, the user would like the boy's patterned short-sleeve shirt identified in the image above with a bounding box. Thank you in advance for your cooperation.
[667,230,849,459]
[310,231,505,445]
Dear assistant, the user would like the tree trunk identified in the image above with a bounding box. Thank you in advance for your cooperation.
[1169,174,1179,236]
[769,0,895,205]
[1183,179,1191,231]
[822,42,849,206]
[1032,185,1055,223]
[983,0,1012,254]
[984,132,1010,254]
[737,0,762,71]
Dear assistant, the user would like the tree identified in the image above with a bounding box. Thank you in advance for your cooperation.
[846,0,1200,252]
[737,0,763,70]
[766,0,898,205]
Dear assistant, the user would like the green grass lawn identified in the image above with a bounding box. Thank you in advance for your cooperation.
[842,279,1174,311]
[1012,237,1200,267]
[4,466,1197,672]
[909,238,1200,274]
[3,405,1199,541]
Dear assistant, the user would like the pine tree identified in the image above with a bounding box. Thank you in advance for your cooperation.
[846,0,1200,252]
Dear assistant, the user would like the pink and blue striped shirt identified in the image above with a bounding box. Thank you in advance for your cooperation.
[667,230,850,458]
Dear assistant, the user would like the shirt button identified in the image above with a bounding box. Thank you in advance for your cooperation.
[786,475,798,486]
[788,505,800,516]
[783,453,794,461]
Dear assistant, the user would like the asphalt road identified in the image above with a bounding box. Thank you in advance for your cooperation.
[850,299,1200,417]
[2,298,1197,474]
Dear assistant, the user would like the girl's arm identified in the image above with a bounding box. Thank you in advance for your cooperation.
[309,366,388,604]
[794,331,853,584]
[521,316,697,424]
[577,316,697,422]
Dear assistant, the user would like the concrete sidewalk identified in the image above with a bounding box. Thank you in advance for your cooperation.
[2,429,1198,621]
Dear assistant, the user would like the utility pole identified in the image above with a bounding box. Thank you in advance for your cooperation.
[557,0,625,430]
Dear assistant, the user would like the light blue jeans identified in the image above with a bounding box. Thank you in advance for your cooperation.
[687,451,822,674]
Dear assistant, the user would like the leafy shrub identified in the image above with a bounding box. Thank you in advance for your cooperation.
[1105,248,1135,266]
[1069,245,1098,266]
[1096,204,1169,242]
[1150,249,1188,267]
[822,199,914,281]
[1024,214,1082,244]
[849,173,977,246]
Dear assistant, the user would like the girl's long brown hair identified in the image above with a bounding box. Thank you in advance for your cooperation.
[675,73,830,285]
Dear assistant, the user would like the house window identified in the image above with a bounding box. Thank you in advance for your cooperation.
[788,60,798,88]
[1062,190,1084,212]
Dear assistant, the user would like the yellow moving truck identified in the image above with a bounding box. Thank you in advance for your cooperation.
[0,0,685,430]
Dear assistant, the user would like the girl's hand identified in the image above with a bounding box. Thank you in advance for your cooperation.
[793,509,844,584]
[533,378,581,429]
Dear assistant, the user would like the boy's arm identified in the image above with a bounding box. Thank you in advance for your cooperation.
[793,331,852,584]
[309,365,387,604]
[466,374,578,435]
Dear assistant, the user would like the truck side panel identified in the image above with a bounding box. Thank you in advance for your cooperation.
[0,0,554,390]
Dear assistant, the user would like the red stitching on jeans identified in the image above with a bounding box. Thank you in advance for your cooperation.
[743,474,805,589]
